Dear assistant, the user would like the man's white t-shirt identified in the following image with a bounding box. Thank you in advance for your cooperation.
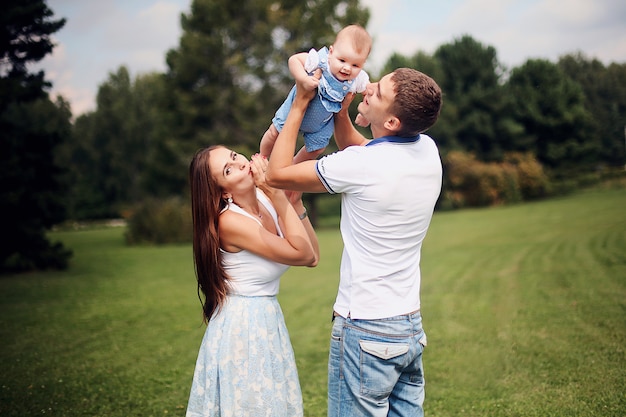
[316,134,442,319]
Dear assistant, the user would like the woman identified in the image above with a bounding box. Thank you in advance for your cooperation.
[186,146,319,417]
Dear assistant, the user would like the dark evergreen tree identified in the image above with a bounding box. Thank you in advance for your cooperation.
[58,110,113,219]
[434,35,521,161]
[0,0,72,272]
[559,53,626,169]
[60,69,175,218]
[506,59,596,177]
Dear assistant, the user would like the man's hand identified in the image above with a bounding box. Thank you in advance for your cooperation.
[339,91,356,115]
[284,189,303,205]
[333,90,369,150]
[355,113,370,127]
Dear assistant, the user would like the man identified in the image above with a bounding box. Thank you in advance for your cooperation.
[266,67,443,417]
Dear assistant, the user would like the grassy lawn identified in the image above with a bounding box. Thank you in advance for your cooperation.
[1,185,624,416]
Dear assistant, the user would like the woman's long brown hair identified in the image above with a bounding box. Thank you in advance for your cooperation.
[189,146,230,323]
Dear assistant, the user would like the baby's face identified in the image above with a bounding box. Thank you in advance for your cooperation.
[328,37,368,82]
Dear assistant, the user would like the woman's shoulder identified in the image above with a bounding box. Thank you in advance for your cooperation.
[219,207,258,229]
[218,209,262,249]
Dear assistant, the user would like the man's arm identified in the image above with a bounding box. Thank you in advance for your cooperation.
[265,78,327,193]
[333,92,370,150]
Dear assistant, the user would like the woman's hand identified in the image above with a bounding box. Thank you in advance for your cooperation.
[250,153,288,202]
[250,153,272,191]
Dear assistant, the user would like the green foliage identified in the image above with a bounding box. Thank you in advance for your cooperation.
[0,0,72,272]
[558,53,626,168]
[58,111,118,220]
[163,0,370,193]
[379,35,625,188]
[430,35,521,161]
[506,59,596,176]
[56,8,626,225]
[435,35,501,98]
[0,97,74,272]
[441,151,549,209]
[0,0,65,101]
[125,197,192,245]
[380,51,445,83]
[61,0,372,223]
[0,187,624,416]
[60,68,177,219]
[133,72,183,197]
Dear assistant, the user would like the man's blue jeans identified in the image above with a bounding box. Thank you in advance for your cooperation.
[328,311,427,417]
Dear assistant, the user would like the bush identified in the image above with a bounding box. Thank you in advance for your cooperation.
[503,152,551,199]
[125,197,192,245]
[441,151,550,209]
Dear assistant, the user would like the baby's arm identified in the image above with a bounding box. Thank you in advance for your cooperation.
[289,50,320,91]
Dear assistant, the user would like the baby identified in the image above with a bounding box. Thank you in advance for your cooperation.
[260,25,372,163]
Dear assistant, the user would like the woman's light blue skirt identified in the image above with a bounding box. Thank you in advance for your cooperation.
[186,295,303,417]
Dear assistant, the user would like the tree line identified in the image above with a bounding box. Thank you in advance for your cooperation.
[2,0,625,271]
[63,18,626,219]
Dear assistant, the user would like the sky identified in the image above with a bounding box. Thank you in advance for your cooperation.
[36,0,626,117]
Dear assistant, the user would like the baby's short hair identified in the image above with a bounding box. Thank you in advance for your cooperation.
[335,24,372,56]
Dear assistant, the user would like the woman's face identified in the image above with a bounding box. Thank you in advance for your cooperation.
[209,147,254,197]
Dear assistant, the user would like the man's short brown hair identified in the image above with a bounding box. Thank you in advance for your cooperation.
[390,68,442,137]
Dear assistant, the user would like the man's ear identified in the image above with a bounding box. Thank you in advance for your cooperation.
[383,116,401,133]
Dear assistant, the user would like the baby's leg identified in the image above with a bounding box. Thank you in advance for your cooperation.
[260,124,280,157]
[293,145,325,164]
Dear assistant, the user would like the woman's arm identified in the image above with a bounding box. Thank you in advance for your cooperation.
[219,209,316,267]
[265,76,327,193]
[286,190,319,266]
[219,154,317,267]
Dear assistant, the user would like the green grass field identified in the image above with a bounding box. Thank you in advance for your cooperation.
[1,185,625,416]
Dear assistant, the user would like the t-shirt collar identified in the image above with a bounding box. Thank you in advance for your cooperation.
[366,134,421,147]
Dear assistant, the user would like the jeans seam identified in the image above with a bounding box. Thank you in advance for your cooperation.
[344,323,423,339]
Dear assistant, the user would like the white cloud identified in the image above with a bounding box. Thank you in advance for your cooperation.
[361,0,626,74]
[38,0,187,116]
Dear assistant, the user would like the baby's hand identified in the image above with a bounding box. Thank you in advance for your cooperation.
[301,69,321,91]
[355,113,370,127]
